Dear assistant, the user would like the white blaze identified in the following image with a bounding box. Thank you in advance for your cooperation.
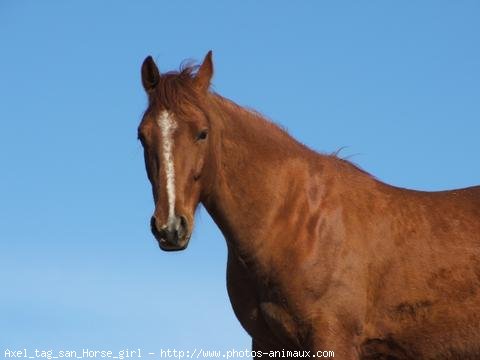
[157,111,177,225]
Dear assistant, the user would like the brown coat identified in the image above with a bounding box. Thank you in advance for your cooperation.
[139,52,480,359]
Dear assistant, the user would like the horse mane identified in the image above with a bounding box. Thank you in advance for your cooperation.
[153,59,376,181]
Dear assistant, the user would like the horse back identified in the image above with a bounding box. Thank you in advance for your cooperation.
[348,182,480,358]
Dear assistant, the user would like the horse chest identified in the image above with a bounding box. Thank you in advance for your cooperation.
[226,253,300,347]
[257,300,300,346]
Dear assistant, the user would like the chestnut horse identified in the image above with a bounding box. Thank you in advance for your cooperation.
[137,51,480,359]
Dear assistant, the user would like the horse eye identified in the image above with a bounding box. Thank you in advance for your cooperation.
[196,129,208,141]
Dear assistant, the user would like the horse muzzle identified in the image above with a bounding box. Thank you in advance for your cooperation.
[150,215,190,251]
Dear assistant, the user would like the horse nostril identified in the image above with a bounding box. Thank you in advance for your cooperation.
[150,216,157,233]
[179,215,188,229]
[179,215,188,236]
[150,216,165,238]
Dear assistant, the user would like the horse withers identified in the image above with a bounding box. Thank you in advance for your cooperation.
[137,51,480,359]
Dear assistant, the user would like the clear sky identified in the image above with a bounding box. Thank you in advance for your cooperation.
[1,0,479,356]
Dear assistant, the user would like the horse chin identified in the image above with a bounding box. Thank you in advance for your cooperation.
[158,237,190,252]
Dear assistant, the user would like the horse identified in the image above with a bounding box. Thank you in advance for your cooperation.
[137,51,480,359]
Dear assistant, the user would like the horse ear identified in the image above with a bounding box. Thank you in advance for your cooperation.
[141,56,160,93]
[194,50,213,92]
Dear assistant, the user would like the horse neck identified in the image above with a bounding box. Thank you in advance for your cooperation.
[202,95,323,259]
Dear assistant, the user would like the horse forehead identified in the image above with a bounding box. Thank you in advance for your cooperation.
[141,108,196,141]
[157,109,203,135]
[156,110,177,131]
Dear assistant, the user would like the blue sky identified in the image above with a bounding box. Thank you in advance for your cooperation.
[1,0,479,355]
